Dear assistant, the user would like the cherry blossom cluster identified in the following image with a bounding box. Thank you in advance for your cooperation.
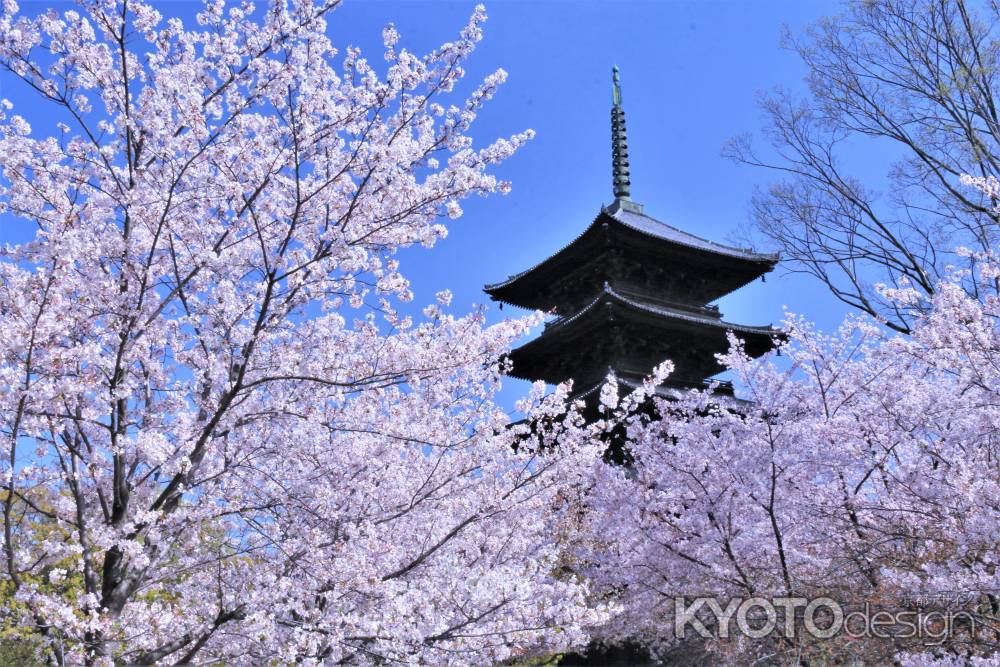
[577,247,1000,663]
[0,1,623,663]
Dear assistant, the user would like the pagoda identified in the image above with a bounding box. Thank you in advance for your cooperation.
[484,68,780,405]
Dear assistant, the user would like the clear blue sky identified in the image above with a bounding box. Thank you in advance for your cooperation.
[1,0,857,404]
[331,1,852,402]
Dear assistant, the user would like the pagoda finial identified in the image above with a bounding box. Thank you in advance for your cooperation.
[611,65,631,201]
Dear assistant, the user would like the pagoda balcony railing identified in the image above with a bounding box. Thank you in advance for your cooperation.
[614,367,734,394]
[544,287,722,331]
[613,285,721,318]
[666,377,735,395]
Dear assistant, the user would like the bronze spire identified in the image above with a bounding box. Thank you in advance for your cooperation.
[611,65,631,201]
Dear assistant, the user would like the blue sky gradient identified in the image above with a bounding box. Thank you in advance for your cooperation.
[339,1,852,402]
[1,0,863,406]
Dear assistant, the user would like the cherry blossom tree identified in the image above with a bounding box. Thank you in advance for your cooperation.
[725,0,1000,335]
[579,234,1000,664]
[0,1,622,663]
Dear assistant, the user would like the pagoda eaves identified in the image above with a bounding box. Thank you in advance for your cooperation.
[485,200,777,313]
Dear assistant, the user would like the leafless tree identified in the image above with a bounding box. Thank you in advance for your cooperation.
[726,0,1000,333]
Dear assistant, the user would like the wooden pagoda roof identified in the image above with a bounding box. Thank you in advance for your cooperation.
[484,200,778,310]
[606,200,778,262]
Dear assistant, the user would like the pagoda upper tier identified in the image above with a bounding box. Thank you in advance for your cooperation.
[484,198,778,314]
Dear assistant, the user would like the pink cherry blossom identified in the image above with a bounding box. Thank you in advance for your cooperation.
[0,2,632,663]
[576,178,1000,663]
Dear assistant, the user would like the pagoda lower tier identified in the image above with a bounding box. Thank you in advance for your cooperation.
[505,283,778,401]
